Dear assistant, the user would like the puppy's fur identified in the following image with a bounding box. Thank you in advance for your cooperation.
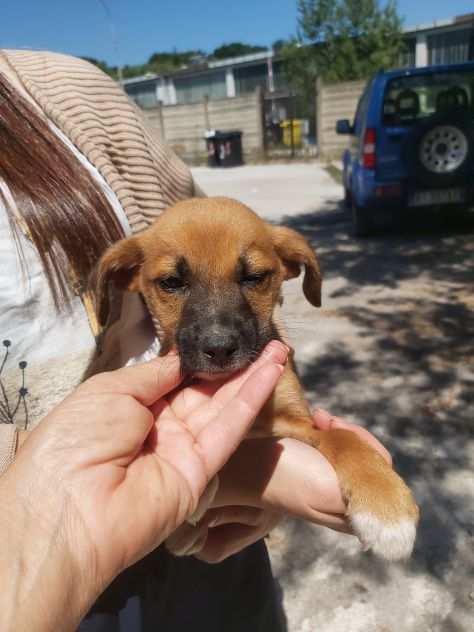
[92,197,419,560]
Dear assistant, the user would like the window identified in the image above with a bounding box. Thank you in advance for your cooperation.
[125,82,158,109]
[234,64,269,95]
[175,71,226,104]
[382,69,474,126]
[400,38,416,68]
[353,83,371,135]
[428,28,472,65]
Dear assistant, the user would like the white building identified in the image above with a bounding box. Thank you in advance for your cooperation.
[123,12,474,110]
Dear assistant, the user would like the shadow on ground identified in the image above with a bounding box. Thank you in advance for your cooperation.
[274,201,474,624]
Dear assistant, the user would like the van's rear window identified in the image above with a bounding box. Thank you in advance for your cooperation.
[383,71,474,126]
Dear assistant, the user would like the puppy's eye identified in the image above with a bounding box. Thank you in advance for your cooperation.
[240,271,271,288]
[158,277,185,292]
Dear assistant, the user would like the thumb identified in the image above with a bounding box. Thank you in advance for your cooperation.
[79,352,183,407]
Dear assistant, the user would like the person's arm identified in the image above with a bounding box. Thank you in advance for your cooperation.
[0,426,19,476]
[161,379,395,563]
[0,343,287,632]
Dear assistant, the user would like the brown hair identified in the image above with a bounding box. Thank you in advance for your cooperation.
[0,72,125,310]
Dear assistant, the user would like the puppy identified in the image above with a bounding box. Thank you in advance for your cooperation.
[92,197,419,560]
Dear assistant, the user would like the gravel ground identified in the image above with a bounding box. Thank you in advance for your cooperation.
[192,163,474,632]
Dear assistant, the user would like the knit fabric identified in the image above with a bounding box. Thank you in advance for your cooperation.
[2,50,196,235]
[0,50,197,472]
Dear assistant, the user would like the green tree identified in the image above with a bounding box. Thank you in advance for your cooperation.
[284,0,403,88]
[147,50,206,73]
[81,57,118,79]
[212,42,267,59]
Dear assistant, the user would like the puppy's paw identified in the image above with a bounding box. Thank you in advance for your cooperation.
[351,512,417,561]
[348,470,419,561]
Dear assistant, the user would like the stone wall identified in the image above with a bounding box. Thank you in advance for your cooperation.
[142,90,264,163]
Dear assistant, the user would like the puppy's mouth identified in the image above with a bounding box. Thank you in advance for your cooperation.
[192,370,236,382]
[185,354,253,382]
[179,347,257,382]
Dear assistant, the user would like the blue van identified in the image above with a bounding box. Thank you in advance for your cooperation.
[336,62,474,235]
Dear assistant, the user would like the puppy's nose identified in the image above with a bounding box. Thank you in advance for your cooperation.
[202,333,238,365]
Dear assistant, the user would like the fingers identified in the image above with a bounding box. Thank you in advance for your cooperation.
[196,361,285,477]
[166,507,280,562]
[203,506,265,528]
[165,522,209,557]
[80,352,182,407]
[168,341,288,425]
[313,409,393,467]
[207,341,288,407]
[195,511,281,564]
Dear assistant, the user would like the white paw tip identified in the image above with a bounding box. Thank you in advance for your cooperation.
[351,512,417,561]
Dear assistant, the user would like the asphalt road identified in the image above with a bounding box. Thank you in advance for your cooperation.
[192,163,474,632]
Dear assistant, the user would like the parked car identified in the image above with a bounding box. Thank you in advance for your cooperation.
[336,62,474,235]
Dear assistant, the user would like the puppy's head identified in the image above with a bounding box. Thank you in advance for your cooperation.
[92,197,321,377]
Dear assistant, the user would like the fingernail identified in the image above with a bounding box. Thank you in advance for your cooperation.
[314,408,329,416]
[268,341,289,361]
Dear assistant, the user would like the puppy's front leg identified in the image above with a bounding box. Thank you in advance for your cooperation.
[250,416,419,561]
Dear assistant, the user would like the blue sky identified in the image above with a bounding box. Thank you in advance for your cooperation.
[1,1,473,66]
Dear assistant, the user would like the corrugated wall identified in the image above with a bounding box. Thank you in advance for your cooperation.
[142,90,264,163]
[317,79,366,159]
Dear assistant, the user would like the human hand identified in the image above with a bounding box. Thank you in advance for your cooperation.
[204,407,393,540]
[0,342,287,632]
[166,505,281,563]
[164,387,393,560]
[312,408,392,465]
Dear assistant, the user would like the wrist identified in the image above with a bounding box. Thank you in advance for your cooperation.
[0,465,101,631]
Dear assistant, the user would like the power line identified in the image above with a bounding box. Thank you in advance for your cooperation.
[97,0,123,81]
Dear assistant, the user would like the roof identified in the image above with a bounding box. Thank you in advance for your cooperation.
[379,60,474,80]
[404,12,474,35]
[121,73,161,86]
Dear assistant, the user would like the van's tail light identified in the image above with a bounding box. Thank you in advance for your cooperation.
[362,128,376,169]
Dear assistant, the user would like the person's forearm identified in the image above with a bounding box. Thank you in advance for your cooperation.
[0,469,98,632]
[216,438,346,517]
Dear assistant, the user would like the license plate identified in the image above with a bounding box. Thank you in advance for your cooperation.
[409,188,465,207]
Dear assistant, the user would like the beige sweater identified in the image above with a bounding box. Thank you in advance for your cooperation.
[0,50,197,473]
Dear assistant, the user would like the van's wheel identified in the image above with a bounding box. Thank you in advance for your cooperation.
[403,111,474,188]
[352,203,372,237]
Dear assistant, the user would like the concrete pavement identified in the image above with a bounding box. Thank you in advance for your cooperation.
[192,163,474,632]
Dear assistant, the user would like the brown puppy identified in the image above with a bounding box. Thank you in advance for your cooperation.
[93,197,419,560]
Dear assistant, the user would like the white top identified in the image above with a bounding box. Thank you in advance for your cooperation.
[0,123,158,429]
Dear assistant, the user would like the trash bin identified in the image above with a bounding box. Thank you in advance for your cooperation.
[280,120,302,147]
[205,130,243,167]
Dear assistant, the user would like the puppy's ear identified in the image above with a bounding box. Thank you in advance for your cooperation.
[270,226,322,307]
[90,237,143,327]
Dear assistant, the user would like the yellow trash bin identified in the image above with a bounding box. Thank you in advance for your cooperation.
[280,119,302,146]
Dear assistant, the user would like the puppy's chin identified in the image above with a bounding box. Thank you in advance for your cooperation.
[193,370,235,382]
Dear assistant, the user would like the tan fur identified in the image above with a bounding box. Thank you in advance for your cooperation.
[92,197,419,559]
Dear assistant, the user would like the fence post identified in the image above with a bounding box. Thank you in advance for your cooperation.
[157,101,165,141]
[316,76,323,160]
[203,95,211,131]
[255,86,265,161]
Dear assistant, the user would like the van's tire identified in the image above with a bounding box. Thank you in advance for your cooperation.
[403,111,474,188]
[352,203,372,237]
